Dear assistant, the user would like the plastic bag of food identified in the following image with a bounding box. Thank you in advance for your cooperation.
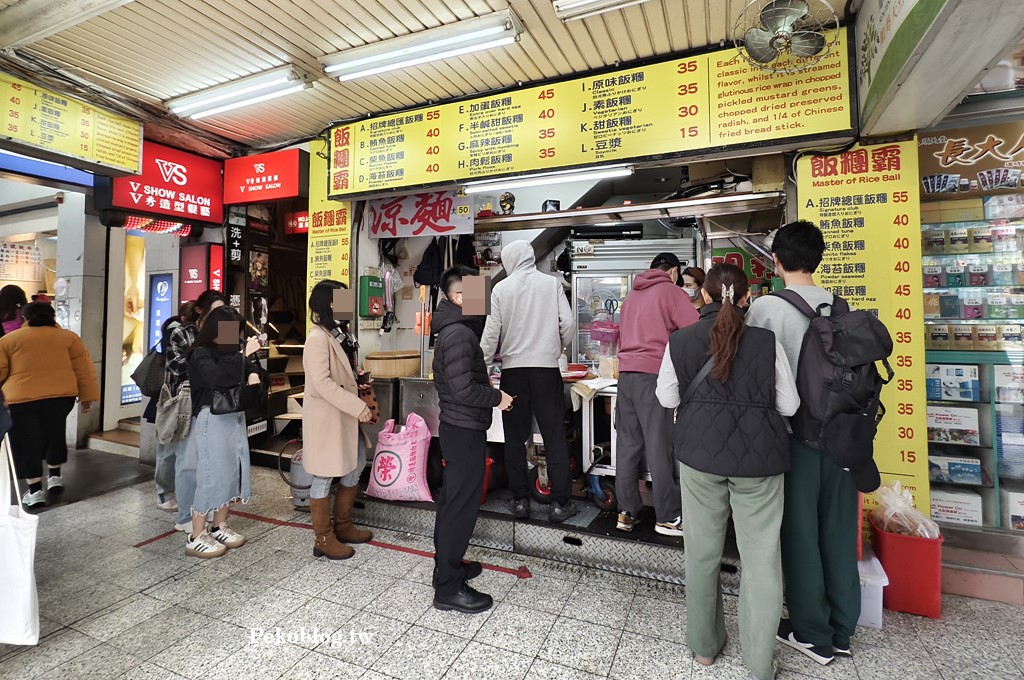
[870,481,941,539]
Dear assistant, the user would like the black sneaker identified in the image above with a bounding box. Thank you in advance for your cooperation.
[433,583,493,614]
[776,620,834,666]
[432,561,483,586]
[549,501,578,524]
[510,497,530,519]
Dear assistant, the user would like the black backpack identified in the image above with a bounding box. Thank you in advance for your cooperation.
[773,290,894,477]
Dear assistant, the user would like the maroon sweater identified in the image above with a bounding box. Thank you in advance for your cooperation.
[617,269,698,375]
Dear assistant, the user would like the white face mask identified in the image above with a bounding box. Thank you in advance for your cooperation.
[684,287,699,299]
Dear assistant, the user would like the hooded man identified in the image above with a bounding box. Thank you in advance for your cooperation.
[480,240,578,523]
[615,252,698,536]
[432,266,513,614]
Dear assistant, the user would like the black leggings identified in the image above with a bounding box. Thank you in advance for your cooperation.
[9,397,76,479]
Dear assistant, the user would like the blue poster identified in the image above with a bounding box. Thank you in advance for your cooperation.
[148,273,174,350]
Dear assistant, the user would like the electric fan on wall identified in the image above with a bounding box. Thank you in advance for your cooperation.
[734,0,840,74]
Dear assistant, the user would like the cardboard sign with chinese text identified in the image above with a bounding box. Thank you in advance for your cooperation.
[366,191,473,239]
[798,139,929,516]
[919,123,1024,197]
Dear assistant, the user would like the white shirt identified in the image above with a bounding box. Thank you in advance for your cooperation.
[655,339,800,416]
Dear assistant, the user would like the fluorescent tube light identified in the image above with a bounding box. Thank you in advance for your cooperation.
[166,66,312,120]
[321,9,524,82]
[463,165,633,194]
[552,0,655,22]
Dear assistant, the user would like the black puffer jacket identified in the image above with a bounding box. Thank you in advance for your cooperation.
[432,299,501,430]
[668,303,789,478]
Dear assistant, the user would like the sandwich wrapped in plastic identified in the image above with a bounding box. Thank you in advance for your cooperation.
[870,481,941,539]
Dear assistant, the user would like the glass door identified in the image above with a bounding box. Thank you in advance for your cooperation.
[573,273,631,368]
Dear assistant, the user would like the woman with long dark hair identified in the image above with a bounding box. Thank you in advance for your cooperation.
[177,305,262,558]
[167,290,226,528]
[0,302,99,506]
[0,285,28,336]
[656,263,799,680]
[302,280,374,560]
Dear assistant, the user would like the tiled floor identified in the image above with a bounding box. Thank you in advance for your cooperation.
[2,467,1023,680]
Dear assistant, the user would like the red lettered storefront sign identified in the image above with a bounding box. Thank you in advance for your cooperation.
[112,141,224,223]
[223,149,309,204]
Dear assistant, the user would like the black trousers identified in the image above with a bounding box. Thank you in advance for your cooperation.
[9,397,76,479]
[499,367,571,505]
[433,422,487,597]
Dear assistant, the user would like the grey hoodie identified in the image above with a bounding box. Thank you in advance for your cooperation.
[480,240,576,369]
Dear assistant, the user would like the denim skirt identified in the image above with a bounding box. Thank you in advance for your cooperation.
[187,407,252,514]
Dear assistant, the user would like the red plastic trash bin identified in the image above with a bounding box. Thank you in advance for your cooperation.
[870,517,944,619]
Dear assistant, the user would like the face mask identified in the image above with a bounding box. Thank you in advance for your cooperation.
[684,287,699,299]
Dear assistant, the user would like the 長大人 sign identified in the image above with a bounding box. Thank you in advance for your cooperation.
[1,71,142,175]
[798,139,929,515]
[329,28,854,199]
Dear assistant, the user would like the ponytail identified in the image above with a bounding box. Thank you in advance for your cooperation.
[703,264,749,383]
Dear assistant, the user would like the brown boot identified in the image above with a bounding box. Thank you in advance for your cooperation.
[310,497,353,560]
[334,485,373,544]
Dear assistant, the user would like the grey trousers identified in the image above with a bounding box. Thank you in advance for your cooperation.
[681,463,784,680]
[614,372,681,522]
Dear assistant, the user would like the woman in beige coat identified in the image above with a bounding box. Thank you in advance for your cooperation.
[303,280,374,560]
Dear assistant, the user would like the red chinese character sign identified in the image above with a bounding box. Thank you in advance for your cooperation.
[110,141,224,223]
[798,139,929,517]
[366,191,473,239]
[919,122,1024,196]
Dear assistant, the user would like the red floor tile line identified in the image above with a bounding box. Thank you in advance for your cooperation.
[131,509,531,579]
[133,529,177,548]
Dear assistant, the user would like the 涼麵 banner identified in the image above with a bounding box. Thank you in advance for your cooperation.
[329,28,854,199]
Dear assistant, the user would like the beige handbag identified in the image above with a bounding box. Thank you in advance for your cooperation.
[156,381,192,444]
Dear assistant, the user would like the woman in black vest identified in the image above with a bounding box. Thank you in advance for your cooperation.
[655,263,799,680]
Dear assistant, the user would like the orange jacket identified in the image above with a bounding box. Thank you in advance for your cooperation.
[0,325,100,405]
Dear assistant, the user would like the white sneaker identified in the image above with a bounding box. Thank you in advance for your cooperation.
[185,530,227,559]
[655,516,685,537]
[210,524,245,549]
[46,475,64,493]
[156,497,178,512]
[174,520,193,532]
[22,489,46,507]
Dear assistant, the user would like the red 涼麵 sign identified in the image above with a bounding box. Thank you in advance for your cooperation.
[112,141,224,223]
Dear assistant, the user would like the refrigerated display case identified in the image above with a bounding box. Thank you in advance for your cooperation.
[570,237,696,369]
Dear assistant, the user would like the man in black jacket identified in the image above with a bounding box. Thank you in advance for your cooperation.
[432,265,514,614]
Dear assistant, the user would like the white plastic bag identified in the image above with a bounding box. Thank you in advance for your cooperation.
[870,481,941,539]
[0,434,40,645]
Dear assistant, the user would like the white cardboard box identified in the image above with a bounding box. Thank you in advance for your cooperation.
[1001,488,1024,531]
[858,545,888,629]
[928,454,984,485]
[931,488,984,526]
[927,406,981,446]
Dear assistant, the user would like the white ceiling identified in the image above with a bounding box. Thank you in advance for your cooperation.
[2,0,851,153]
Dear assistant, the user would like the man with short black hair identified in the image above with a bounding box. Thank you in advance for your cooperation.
[746,220,859,666]
[615,252,698,535]
[432,265,513,614]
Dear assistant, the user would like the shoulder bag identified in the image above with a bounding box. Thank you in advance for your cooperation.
[210,354,265,415]
[156,381,191,444]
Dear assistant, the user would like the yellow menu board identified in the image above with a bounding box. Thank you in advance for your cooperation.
[1,71,142,175]
[798,139,929,515]
[329,29,853,199]
[307,138,352,300]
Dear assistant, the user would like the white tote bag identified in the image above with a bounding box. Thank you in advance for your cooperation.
[0,434,40,646]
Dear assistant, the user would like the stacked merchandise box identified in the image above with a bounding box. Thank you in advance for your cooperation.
[928,454,984,485]
[995,366,1024,404]
[926,406,981,446]
[1002,487,1024,530]
[930,488,984,526]
[996,404,1024,481]
[926,364,981,402]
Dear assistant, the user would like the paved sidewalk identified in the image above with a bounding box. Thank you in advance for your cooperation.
[1,467,1021,680]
